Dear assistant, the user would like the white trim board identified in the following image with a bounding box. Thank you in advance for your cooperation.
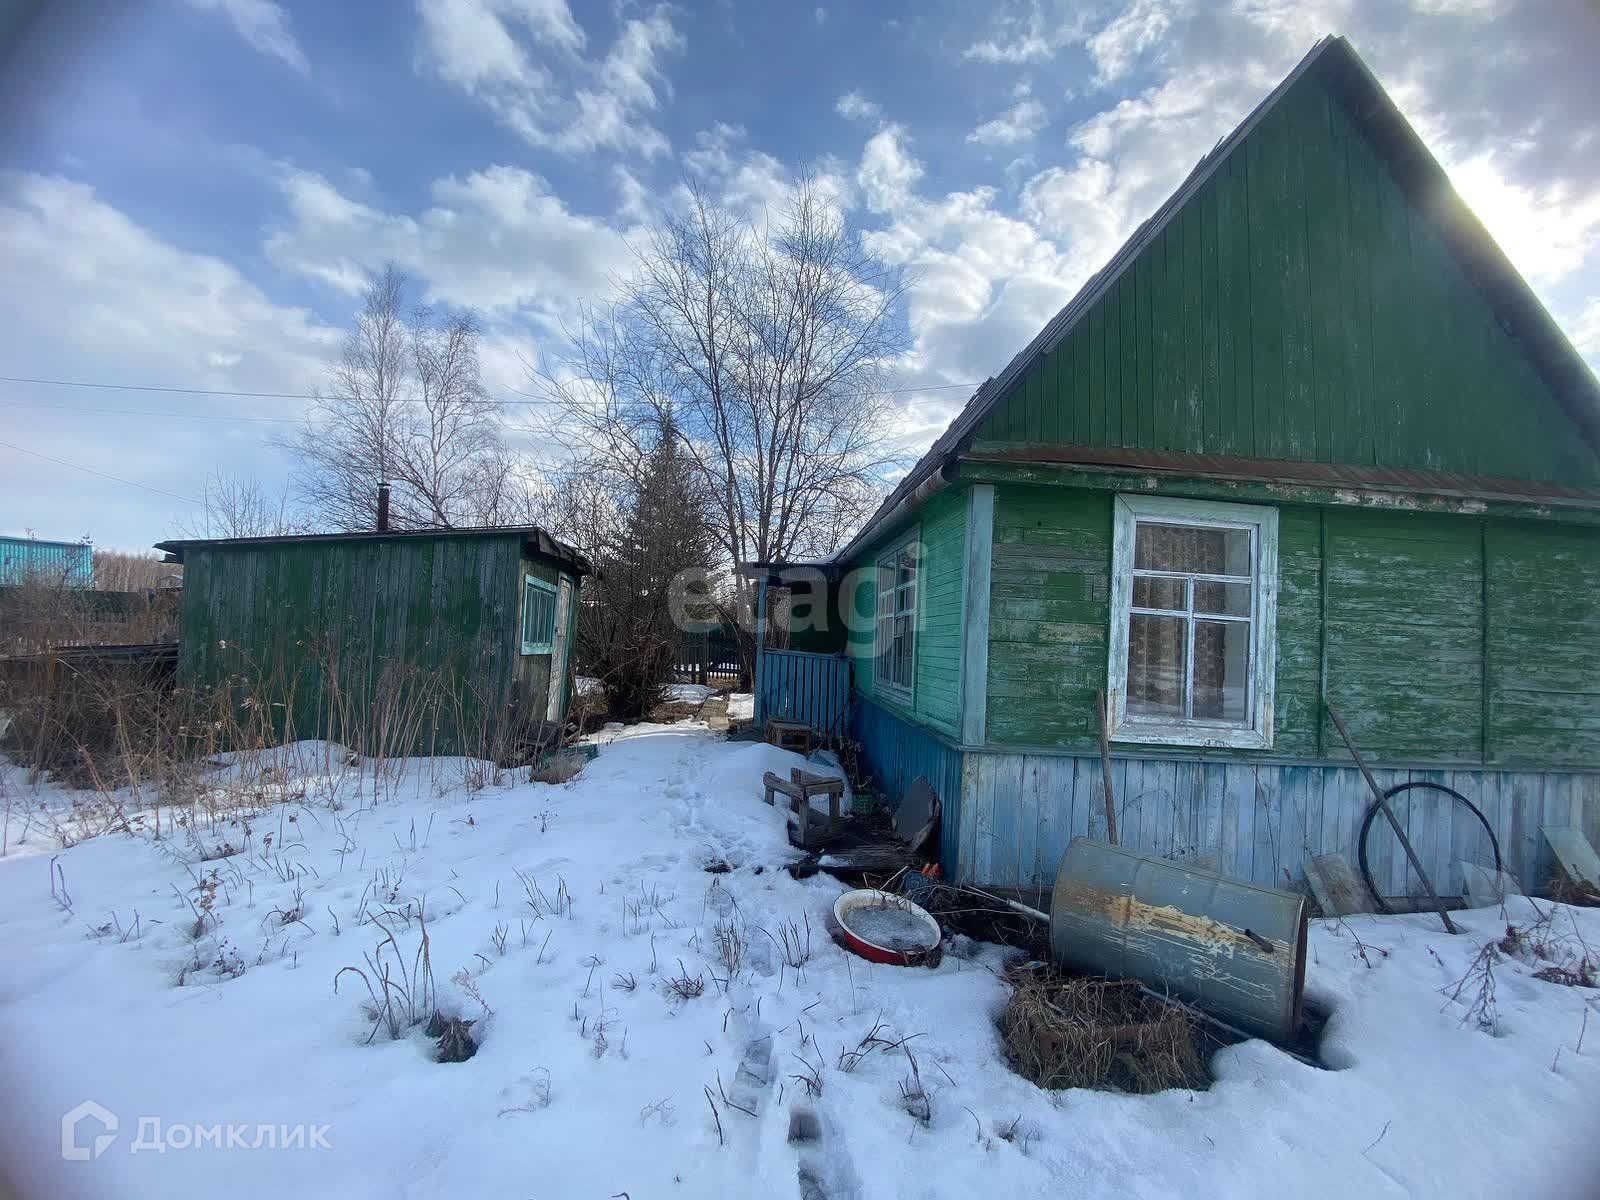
[960,485,994,745]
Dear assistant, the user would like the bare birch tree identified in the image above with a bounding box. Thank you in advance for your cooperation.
[285,265,521,531]
[174,470,304,539]
[534,175,911,677]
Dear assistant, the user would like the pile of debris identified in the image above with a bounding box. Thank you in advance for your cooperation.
[999,962,1217,1094]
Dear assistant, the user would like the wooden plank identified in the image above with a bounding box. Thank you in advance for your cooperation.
[1252,767,1280,887]
[1227,763,1255,882]
[1017,756,1041,889]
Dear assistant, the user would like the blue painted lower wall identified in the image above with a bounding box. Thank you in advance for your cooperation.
[851,695,965,875]
[959,751,1600,898]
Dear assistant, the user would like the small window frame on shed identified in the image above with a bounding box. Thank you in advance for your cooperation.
[520,574,559,656]
[1107,495,1278,750]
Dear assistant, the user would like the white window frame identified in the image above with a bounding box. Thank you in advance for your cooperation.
[873,529,919,704]
[1106,495,1278,750]
[520,574,558,656]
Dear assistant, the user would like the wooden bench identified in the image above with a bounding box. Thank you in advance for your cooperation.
[763,767,845,848]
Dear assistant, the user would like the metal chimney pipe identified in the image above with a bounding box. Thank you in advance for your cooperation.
[377,482,391,532]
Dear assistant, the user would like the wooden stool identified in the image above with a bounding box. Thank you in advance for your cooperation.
[765,718,813,756]
[763,767,845,848]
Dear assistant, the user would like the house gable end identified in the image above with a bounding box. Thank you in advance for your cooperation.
[971,48,1600,490]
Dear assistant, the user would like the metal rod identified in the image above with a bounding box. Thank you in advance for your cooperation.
[1326,703,1458,935]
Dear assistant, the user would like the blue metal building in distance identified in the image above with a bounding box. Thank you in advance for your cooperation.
[0,536,94,588]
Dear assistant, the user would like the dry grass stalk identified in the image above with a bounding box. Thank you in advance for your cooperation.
[999,964,1209,1093]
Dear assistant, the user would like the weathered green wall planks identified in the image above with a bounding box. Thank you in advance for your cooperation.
[177,532,574,752]
[985,486,1110,747]
[1484,523,1600,767]
[974,482,1600,770]
[970,68,1600,488]
[845,488,967,737]
[1321,511,1484,762]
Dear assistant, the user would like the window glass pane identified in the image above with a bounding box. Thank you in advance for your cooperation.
[1135,522,1251,576]
[1126,613,1187,719]
[1193,580,1252,617]
[1192,619,1250,721]
[1132,576,1186,611]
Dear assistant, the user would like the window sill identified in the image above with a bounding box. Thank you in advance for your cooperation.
[520,644,553,657]
[875,684,915,708]
[1111,720,1273,751]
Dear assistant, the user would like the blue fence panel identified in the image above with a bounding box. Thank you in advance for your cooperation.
[756,649,851,738]
[852,695,966,877]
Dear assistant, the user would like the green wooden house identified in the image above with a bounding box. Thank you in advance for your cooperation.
[750,36,1600,900]
[155,526,590,756]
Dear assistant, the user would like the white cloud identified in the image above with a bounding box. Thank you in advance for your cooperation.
[1,172,336,393]
[0,171,343,545]
[1572,298,1600,362]
[414,0,684,158]
[835,91,882,122]
[1083,0,1172,84]
[968,98,1049,146]
[186,0,310,74]
[858,126,924,213]
[814,7,828,25]
[265,163,633,323]
[961,1,1098,64]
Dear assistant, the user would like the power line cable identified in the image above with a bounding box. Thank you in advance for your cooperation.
[0,397,302,424]
[0,373,983,405]
[0,437,201,505]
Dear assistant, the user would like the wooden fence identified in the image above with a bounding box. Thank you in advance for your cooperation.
[755,649,850,738]
[671,628,742,685]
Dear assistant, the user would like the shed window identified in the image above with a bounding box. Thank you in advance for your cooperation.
[521,575,558,655]
[874,534,918,701]
[1108,496,1277,749]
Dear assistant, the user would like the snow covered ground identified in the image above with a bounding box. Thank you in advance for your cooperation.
[2,723,1598,1199]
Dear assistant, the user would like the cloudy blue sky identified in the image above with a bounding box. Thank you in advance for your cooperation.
[2,0,1598,551]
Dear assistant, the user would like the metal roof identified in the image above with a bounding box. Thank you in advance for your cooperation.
[155,524,593,576]
[833,34,1600,562]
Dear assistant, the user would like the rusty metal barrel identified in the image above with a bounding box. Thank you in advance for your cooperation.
[1049,838,1308,1044]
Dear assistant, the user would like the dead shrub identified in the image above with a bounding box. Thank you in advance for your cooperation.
[998,964,1210,1093]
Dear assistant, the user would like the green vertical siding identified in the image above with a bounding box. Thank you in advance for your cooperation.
[970,70,1600,489]
[1485,524,1600,767]
[970,482,1600,770]
[985,486,1110,746]
[176,533,571,752]
[845,488,966,737]
[982,485,1322,756]
[1321,511,1484,762]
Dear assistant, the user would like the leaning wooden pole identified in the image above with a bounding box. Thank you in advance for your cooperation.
[1326,703,1458,934]
[1095,690,1118,846]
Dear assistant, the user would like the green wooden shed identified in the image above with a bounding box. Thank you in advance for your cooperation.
[155,526,591,757]
[751,35,1600,902]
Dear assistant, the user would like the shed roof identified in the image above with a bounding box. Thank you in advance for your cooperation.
[155,524,593,576]
[835,34,1600,562]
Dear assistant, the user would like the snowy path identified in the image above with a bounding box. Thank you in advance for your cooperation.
[1,724,1598,1198]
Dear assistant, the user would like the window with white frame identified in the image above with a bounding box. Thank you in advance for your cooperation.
[521,575,558,655]
[874,534,918,699]
[1107,496,1277,749]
